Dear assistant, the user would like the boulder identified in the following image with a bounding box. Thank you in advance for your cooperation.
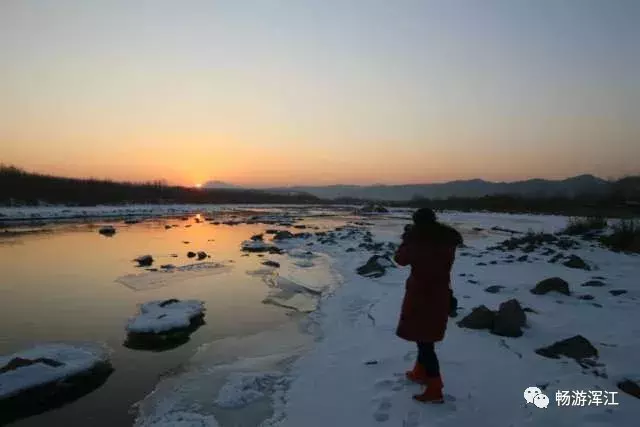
[262,260,280,268]
[98,226,116,236]
[531,277,571,296]
[563,255,590,270]
[273,231,295,241]
[457,305,495,330]
[135,255,154,267]
[535,335,598,361]
[187,251,196,258]
[617,379,640,400]
[268,246,285,255]
[609,289,628,296]
[484,285,505,294]
[356,255,395,278]
[164,225,172,230]
[250,234,264,241]
[265,229,278,234]
[197,251,207,260]
[581,280,606,287]
[491,299,526,338]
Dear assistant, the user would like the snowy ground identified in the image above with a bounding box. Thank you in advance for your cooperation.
[133,212,639,426]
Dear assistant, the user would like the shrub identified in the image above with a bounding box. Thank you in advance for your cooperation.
[600,220,640,253]
[563,217,608,235]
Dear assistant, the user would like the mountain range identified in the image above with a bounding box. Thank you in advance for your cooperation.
[207,175,611,201]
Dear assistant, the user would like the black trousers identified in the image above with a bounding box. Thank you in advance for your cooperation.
[417,342,440,377]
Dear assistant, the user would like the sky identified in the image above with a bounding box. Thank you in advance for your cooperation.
[1,0,638,188]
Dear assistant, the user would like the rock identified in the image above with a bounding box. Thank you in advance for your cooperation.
[489,260,498,265]
[609,289,627,296]
[579,295,595,300]
[273,231,295,240]
[531,277,571,296]
[491,299,526,338]
[522,245,536,253]
[135,255,153,267]
[265,229,278,234]
[262,260,280,268]
[457,306,495,330]
[541,248,556,256]
[346,248,356,252]
[268,246,284,255]
[197,251,207,260]
[548,253,565,263]
[617,380,640,400]
[357,203,389,214]
[356,255,395,278]
[160,264,175,269]
[182,241,190,245]
[164,225,172,229]
[468,279,479,284]
[484,285,505,294]
[98,226,116,236]
[535,335,598,361]
[523,307,538,314]
[563,255,590,270]
[477,262,487,266]
[250,234,263,241]
[293,225,307,229]
[187,251,196,258]
[517,255,529,262]
[581,280,606,287]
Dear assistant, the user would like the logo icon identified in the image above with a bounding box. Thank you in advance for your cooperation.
[524,386,549,409]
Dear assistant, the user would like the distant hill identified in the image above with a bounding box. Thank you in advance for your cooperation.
[202,180,242,190]
[262,175,611,201]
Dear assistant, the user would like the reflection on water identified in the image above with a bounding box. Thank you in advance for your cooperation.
[0,216,339,427]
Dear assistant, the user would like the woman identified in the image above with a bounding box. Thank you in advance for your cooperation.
[394,208,463,403]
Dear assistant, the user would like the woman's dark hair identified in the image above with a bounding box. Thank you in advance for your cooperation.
[403,208,463,247]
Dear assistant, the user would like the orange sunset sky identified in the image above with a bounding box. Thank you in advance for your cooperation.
[1,1,638,188]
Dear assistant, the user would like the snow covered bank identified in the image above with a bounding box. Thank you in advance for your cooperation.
[134,213,639,427]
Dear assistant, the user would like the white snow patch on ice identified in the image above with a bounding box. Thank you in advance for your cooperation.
[126,300,205,334]
[117,262,231,291]
[137,411,220,427]
[0,343,109,400]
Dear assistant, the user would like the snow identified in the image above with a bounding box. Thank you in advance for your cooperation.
[126,300,205,334]
[287,249,319,259]
[117,262,231,291]
[293,260,314,268]
[0,344,109,400]
[135,212,640,427]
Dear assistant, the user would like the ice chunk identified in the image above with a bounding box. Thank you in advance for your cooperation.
[241,240,273,253]
[127,299,205,334]
[0,344,110,400]
[138,411,219,427]
[215,372,284,409]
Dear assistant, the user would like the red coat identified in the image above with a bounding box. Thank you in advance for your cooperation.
[394,238,456,343]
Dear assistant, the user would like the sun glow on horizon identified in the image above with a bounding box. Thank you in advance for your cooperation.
[195,183,202,189]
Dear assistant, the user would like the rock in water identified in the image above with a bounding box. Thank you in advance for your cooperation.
[535,335,598,361]
[250,234,264,241]
[491,299,526,338]
[262,260,280,268]
[531,277,571,296]
[197,251,207,260]
[563,255,591,270]
[98,226,116,236]
[187,251,196,258]
[135,255,154,267]
[609,289,628,296]
[457,306,495,330]
[484,285,505,294]
[356,255,394,278]
[272,230,295,241]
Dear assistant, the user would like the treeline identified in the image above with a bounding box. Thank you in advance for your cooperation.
[0,165,321,206]
[342,176,640,218]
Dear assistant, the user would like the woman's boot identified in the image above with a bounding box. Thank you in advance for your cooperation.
[413,376,444,403]
[405,362,428,385]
